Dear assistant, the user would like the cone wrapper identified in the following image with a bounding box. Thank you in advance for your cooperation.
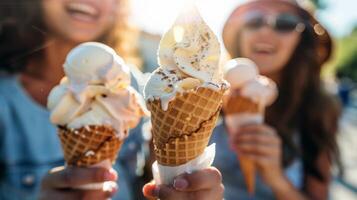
[152,144,216,185]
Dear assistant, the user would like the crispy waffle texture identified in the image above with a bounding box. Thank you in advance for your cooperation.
[223,92,260,114]
[58,125,123,166]
[148,87,226,166]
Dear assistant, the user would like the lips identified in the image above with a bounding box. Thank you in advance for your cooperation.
[253,43,276,54]
[65,2,100,23]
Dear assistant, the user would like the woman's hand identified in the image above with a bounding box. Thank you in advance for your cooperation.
[229,123,286,189]
[39,166,118,200]
[142,167,224,200]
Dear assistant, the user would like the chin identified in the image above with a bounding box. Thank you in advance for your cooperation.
[63,31,103,43]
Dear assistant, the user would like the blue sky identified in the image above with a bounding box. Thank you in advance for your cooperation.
[317,0,357,37]
[132,0,357,37]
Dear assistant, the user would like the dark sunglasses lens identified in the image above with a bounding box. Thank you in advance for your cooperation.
[275,14,301,32]
[245,16,265,30]
[244,12,265,30]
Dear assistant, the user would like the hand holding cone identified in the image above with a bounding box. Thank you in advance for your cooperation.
[47,43,147,188]
[223,58,278,195]
[144,5,229,184]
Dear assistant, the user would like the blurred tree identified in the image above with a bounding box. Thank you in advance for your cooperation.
[335,26,357,82]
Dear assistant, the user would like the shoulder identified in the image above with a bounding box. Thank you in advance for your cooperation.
[0,75,22,128]
[0,75,19,98]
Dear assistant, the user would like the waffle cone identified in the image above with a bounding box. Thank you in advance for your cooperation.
[148,87,225,166]
[58,125,123,167]
[239,155,256,195]
[223,93,260,115]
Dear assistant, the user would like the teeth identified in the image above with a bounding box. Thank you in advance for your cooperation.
[67,2,98,16]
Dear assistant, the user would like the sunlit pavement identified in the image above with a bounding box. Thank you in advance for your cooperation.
[330,93,357,200]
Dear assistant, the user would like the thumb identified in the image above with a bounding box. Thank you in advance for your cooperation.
[142,180,159,199]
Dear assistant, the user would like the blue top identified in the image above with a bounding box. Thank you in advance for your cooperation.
[0,75,146,200]
[210,119,303,200]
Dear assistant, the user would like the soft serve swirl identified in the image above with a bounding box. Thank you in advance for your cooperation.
[144,6,227,110]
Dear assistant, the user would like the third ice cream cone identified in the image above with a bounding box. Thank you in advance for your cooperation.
[223,58,278,195]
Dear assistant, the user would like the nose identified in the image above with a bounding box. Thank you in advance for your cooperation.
[255,25,276,37]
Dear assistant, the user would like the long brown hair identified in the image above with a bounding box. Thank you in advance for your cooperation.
[230,7,340,182]
[0,0,141,74]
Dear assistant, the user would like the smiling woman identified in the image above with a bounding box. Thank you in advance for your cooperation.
[42,0,117,42]
[0,0,140,75]
[0,0,143,199]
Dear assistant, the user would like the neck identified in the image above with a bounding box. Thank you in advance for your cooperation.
[27,37,76,84]
[20,37,77,106]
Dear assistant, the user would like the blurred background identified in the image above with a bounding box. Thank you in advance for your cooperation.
[131,0,357,199]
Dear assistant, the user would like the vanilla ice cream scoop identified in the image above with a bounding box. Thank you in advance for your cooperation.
[241,76,278,107]
[145,6,227,110]
[224,58,259,89]
[224,58,277,107]
[64,42,131,93]
[48,42,147,139]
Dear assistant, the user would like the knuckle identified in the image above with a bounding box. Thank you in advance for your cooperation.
[93,168,105,182]
[207,167,222,182]
[218,184,225,198]
[63,168,75,186]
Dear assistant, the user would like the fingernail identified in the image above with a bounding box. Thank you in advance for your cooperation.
[152,186,160,197]
[104,169,117,181]
[173,177,188,190]
[110,184,118,195]
[103,181,118,192]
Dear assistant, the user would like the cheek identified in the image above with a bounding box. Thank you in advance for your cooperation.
[277,33,301,66]
[99,0,118,27]
[239,31,254,57]
[42,0,65,33]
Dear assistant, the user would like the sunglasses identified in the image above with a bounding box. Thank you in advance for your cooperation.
[243,12,306,33]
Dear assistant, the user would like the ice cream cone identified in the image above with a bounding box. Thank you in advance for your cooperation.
[222,58,278,195]
[223,92,262,114]
[239,155,256,195]
[223,94,259,195]
[58,125,123,167]
[148,87,225,166]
